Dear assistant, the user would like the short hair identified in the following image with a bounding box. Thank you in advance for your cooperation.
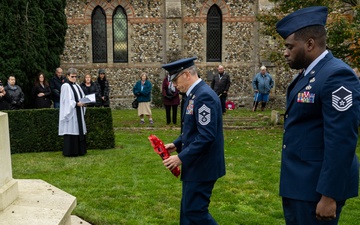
[294,25,326,47]
[184,65,197,76]
[66,68,77,76]
[260,66,266,70]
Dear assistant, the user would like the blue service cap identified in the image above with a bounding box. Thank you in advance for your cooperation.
[162,57,197,81]
[276,6,328,39]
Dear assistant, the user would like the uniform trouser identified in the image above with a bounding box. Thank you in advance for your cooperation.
[282,197,345,225]
[180,180,218,225]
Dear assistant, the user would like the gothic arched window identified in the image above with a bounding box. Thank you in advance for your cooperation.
[113,6,128,63]
[92,6,107,63]
[206,5,222,62]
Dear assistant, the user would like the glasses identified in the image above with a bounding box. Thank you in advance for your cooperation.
[70,76,77,78]
[172,71,187,83]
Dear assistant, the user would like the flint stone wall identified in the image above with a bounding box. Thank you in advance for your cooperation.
[61,0,288,109]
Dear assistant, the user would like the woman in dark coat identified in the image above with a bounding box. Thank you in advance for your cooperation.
[80,74,101,107]
[32,72,52,108]
[95,69,110,107]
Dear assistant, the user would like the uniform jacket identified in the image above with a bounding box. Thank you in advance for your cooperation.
[133,80,152,103]
[32,83,52,108]
[174,80,226,181]
[252,72,274,94]
[280,52,360,202]
[211,72,231,96]
[162,76,180,106]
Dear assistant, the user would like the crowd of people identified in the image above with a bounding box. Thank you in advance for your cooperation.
[0,68,111,111]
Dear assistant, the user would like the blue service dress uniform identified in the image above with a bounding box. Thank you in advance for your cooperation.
[173,80,226,224]
[280,52,360,218]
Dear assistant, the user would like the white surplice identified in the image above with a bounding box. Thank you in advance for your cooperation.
[58,82,87,135]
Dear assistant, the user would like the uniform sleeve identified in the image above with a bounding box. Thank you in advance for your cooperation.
[177,93,219,166]
[316,68,360,199]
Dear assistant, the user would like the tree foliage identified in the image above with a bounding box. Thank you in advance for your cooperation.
[257,0,360,69]
[0,0,67,107]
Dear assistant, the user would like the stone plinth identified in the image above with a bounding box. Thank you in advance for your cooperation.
[0,112,19,211]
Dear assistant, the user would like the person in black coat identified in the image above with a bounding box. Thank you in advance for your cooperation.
[211,65,231,114]
[32,72,52,108]
[50,67,65,108]
[4,76,24,110]
[80,74,101,107]
[0,80,8,110]
[95,69,110,107]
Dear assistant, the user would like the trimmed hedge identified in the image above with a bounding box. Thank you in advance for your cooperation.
[5,107,115,154]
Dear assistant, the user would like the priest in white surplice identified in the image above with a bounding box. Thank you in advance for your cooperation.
[59,68,87,156]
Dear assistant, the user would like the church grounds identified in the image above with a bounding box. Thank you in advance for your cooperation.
[11,108,360,224]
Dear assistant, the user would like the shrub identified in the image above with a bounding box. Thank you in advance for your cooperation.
[5,107,114,154]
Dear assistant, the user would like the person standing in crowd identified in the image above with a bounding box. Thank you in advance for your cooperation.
[133,72,153,124]
[32,72,52,108]
[162,73,180,125]
[4,75,24,110]
[58,68,87,157]
[80,74,101,107]
[252,65,274,111]
[162,57,225,225]
[0,80,8,110]
[95,69,110,107]
[50,67,65,109]
[211,65,231,115]
[276,6,360,224]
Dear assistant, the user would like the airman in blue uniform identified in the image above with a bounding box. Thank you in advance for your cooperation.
[276,6,360,225]
[162,57,226,225]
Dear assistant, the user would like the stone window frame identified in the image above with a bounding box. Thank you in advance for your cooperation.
[86,1,135,64]
[92,6,108,63]
[112,6,128,63]
[206,4,222,62]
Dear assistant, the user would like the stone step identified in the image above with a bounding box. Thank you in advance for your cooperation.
[0,179,89,225]
[71,215,92,225]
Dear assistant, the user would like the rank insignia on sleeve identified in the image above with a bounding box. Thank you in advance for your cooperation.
[332,86,352,111]
[198,104,211,125]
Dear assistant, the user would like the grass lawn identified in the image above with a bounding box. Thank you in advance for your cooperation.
[11,108,360,225]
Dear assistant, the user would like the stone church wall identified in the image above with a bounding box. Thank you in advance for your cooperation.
[61,0,287,109]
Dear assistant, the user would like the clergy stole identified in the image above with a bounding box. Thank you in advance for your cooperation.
[68,82,85,141]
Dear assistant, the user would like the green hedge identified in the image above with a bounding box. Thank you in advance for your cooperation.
[5,107,115,154]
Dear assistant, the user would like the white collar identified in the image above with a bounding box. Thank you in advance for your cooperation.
[304,50,328,76]
[186,78,202,97]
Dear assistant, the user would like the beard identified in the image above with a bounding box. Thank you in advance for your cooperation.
[287,48,307,70]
